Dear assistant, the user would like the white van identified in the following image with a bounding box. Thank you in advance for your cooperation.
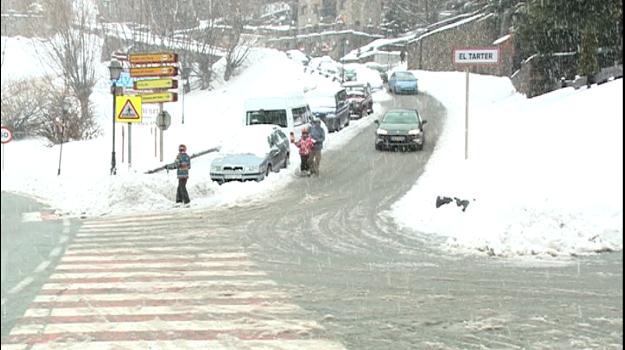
[244,93,313,142]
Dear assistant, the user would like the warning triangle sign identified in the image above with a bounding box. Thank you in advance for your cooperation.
[119,100,139,119]
[115,95,142,123]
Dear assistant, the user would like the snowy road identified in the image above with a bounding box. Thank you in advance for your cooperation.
[221,93,623,349]
[1,93,621,349]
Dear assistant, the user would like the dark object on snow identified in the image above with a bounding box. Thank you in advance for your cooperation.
[436,195,472,212]
[454,197,470,212]
[436,196,453,208]
[145,147,220,174]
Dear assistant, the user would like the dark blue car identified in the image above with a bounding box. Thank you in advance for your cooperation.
[388,71,418,95]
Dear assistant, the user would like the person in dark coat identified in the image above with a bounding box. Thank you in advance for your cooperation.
[309,118,325,176]
[174,144,191,204]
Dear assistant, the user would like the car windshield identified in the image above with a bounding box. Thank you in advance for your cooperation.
[383,111,418,124]
[346,86,365,93]
[246,109,287,128]
[347,91,365,98]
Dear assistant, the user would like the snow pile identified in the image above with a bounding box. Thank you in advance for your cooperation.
[390,71,623,257]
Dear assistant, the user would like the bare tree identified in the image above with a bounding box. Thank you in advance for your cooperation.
[1,78,51,137]
[218,0,259,81]
[35,0,98,127]
[1,77,100,144]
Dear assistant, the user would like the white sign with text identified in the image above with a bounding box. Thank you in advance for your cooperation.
[453,48,500,64]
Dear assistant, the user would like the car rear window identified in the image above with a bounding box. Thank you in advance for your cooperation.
[395,72,415,80]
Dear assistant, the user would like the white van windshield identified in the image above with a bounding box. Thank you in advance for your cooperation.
[246,110,288,128]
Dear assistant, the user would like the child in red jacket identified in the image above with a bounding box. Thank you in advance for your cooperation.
[295,128,313,175]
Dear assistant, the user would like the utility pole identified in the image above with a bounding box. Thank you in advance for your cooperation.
[292,0,299,49]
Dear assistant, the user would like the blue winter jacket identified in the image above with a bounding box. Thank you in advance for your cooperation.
[310,124,325,150]
[175,152,191,178]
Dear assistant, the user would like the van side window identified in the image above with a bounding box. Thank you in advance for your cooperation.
[336,90,347,106]
[246,110,287,128]
[292,107,308,127]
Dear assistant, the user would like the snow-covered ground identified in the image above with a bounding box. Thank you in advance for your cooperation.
[390,70,623,258]
[1,36,622,259]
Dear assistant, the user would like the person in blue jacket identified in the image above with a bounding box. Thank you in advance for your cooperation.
[174,144,191,204]
[309,118,325,176]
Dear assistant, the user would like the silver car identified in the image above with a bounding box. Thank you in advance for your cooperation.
[210,125,290,184]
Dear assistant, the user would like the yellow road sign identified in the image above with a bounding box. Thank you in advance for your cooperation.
[129,52,178,64]
[115,95,142,123]
[139,92,178,104]
[130,66,178,78]
[134,78,178,90]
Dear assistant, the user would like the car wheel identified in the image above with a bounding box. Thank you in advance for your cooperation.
[375,144,382,151]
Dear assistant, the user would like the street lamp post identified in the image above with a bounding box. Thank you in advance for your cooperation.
[57,99,69,176]
[181,66,191,125]
[108,59,122,175]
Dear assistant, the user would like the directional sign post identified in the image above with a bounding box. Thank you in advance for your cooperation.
[134,78,178,90]
[127,52,180,162]
[453,47,500,160]
[129,52,178,65]
[138,92,178,104]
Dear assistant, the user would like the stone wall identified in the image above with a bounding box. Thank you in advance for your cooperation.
[265,30,382,60]
[407,13,514,76]
[1,12,49,37]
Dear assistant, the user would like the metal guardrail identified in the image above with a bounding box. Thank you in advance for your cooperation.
[145,147,220,174]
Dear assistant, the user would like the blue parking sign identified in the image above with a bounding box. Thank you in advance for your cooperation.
[115,72,133,88]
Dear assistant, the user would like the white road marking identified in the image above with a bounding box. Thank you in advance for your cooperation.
[1,339,347,350]
[10,318,324,335]
[55,260,256,269]
[34,290,290,302]
[24,303,302,318]
[61,252,249,261]
[49,269,266,279]
[41,279,277,291]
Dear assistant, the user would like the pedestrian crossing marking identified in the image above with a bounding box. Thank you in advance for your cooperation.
[1,215,347,349]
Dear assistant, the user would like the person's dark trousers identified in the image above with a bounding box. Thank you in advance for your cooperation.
[300,155,310,171]
[176,177,190,204]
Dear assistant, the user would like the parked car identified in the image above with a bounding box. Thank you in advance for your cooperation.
[309,56,343,81]
[365,62,389,83]
[374,108,427,151]
[343,67,357,82]
[343,81,373,119]
[244,93,312,143]
[388,71,418,94]
[210,125,290,184]
[306,86,350,132]
[286,49,311,66]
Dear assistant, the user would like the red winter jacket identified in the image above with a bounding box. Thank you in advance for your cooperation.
[296,136,314,156]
